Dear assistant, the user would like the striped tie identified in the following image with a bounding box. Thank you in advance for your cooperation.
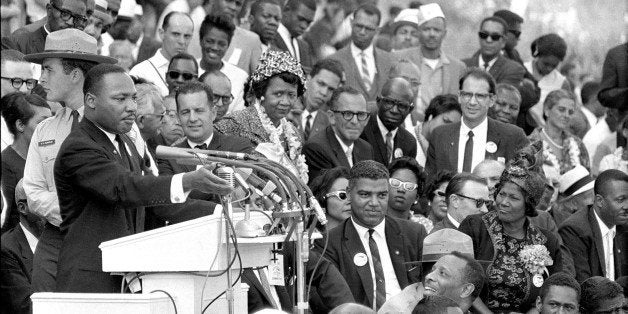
[361,52,372,91]
[368,229,386,310]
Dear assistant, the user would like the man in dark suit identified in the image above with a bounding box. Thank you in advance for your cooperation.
[54,64,234,293]
[272,0,317,74]
[299,58,344,141]
[462,16,526,88]
[328,4,394,106]
[315,160,426,310]
[361,78,417,166]
[0,179,44,314]
[425,68,529,176]
[431,173,490,233]
[598,42,628,147]
[304,86,373,183]
[559,169,628,283]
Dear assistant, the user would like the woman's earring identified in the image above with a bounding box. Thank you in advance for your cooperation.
[413,200,419,205]
[260,96,265,102]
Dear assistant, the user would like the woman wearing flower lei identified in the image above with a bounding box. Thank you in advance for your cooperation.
[459,164,564,313]
[215,50,309,183]
[528,89,589,175]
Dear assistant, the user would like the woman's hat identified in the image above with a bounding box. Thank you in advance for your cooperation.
[24,29,117,64]
[558,164,594,197]
[249,50,306,89]
[390,9,420,33]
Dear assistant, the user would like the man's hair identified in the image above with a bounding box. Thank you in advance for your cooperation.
[84,64,127,96]
[250,0,282,17]
[495,83,521,104]
[424,94,461,122]
[459,68,497,95]
[449,251,485,299]
[412,295,460,314]
[493,10,523,28]
[354,3,381,25]
[580,276,624,313]
[0,49,26,67]
[479,16,508,35]
[388,59,420,79]
[543,89,575,111]
[61,59,98,76]
[108,39,134,54]
[310,58,344,83]
[539,273,581,302]
[329,85,362,111]
[174,81,214,112]
[199,69,231,85]
[445,173,487,205]
[169,52,199,73]
[284,0,316,12]
[348,160,389,190]
[594,169,628,197]
[580,81,600,105]
[380,77,413,99]
[389,157,427,194]
[135,83,163,115]
[162,11,192,30]
[531,33,567,61]
[200,13,236,43]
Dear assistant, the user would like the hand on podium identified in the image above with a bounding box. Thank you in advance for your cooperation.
[182,164,234,195]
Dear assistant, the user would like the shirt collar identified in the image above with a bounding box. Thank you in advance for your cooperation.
[333,130,354,154]
[187,132,214,149]
[277,23,292,42]
[447,213,460,228]
[478,54,498,69]
[351,216,386,239]
[377,115,398,139]
[152,48,170,67]
[43,23,51,34]
[94,122,117,147]
[460,116,488,135]
[351,42,374,58]
[20,223,39,253]
[60,105,85,120]
[594,208,616,236]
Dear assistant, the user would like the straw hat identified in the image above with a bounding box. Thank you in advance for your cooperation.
[24,28,117,64]
[421,229,474,262]
[558,164,594,197]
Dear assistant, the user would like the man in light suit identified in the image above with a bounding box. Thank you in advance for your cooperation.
[425,68,529,176]
[559,169,628,283]
[328,4,394,106]
[272,0,317,74]
[315,160,426,310]
[300,58,344,141]
[304,86,374,183]
[360,78,417,166]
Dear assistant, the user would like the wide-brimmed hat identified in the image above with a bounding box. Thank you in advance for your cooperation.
[24,29,117,64]
[558,164,594,197]
[93,0,113,25]
[417,3,445,27]
[421,229,474,262]
[390,9,420,33]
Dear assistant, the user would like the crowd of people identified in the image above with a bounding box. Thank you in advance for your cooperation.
[0,0,627,313]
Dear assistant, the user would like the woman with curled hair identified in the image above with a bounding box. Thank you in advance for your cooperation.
[459,165,564,313]
[414,94,462,165]
[308,167,351,230]
[528,89,589,174]
[386,157,431,232]
[423,170,456,225]
[1,92,51,232]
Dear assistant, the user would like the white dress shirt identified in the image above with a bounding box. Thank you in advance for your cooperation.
[129,49,170,96]
[301,109,318,131]
[351,218,402,301]
[457,117,489,173]
[187,133,214,170]
[377,116,398,149]
[351,43,376,83]
[447,213,461,228]
[277,23,300,62]
[334,132,354,167]
[478,55,498,72]
[20,223,39,253]
[594,210,616,280]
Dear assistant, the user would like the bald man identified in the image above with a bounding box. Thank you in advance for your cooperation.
[200,70,232,121]
[472,159,505,200]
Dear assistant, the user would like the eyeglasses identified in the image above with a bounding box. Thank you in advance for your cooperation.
[478,31,503,41]
[332,110,370,121]
[459,91,492,103]
[325,190,348,201]
[165,110,178,119]
[455,193,493,208]
[1,77,38,90]
[212,93,234,107]
[167,71,197,81]
[143,112,165,121]
[508,29,521,38]
[50,2,88,27]
[377,96,414,113]
[389,178,418,192]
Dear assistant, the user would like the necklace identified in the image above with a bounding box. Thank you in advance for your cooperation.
[541,128,563,149]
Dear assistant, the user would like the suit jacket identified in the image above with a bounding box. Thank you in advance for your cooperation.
[242,268,293,313]
[2,22,47,54]
[598,42,628,111]
[301,109,330,141]
[271,34,315,75]
[425,118,529,176]
[430,215,458,233]
[463,51,526,87]
[360,114,417,166]
[558,206,628,282]
[0,226,34,314]
[224,27,263,75]
[314,217,426,308]
[328,45,394,102]
[303,126,374,183]
[54,118,217,293]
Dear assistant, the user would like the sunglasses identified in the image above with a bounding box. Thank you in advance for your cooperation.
[332,110,370,121]
[459,91,492,103]
[455,193,493,208]
[212,93,234,107]
[389,178,418,192]
[508,29,521,38]
[50,2,88,26]
[167,71,197,81]
[325,190,347,201]
[478,31,503,41]
[1,77,38,90]
[377,96,414,113]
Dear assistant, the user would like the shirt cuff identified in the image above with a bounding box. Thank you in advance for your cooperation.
[170,173,190,203]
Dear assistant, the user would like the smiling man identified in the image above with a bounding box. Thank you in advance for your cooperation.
[488,83,521,125]
[315,160,427,311]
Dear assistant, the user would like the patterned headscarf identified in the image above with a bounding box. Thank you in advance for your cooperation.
[496,165,546,217]
[249,50,307,91]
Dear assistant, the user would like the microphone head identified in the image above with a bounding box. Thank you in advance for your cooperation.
[215,166,235,188]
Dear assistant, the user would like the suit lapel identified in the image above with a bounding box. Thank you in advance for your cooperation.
[16,227,34,271]
[489,56,506,79]
[327,127,351,168]
[342,220,374,306]
[367,115,387,163]
[485,118,502,159]
[385,219,408,288]
[448,123,461,169]
[176,141,198,172]
[344,47,370,96]
[82,118,122,163]
[588,208,607,276]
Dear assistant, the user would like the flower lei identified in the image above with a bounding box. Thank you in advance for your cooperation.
[254,101,309,183]
[519,244,553,277]
[542,134,581,174]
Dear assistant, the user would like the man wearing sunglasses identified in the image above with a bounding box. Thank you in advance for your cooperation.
[432,173,491,233]
[303,86,373,183]
[165,53,198,95]
[361,78,417,166]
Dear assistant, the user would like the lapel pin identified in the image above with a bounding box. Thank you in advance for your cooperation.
[353,252,368,267]
[486,141,497,154]
[394,250,400,255]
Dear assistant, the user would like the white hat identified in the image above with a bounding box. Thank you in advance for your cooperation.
[118,0,137,18]
[558,164,594,197]
[391,9,420,32]
[418,3,445,26]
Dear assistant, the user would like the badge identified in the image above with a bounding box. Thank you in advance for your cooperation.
[268,254,285,286]
[38,139,55,147]
[394,148,403,158]
[533,274,544,287]
[353,253,368,267]
[486,141,497,154]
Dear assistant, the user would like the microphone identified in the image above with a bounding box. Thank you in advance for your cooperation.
[156,145,255,161]
[192,148,253,160]
[309,196,327,226]
[235,168,283,203]
[215,166,235,188]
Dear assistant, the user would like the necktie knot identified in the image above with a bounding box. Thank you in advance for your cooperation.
[195,143,208,150]
[368,229,375,237]
[483,62,490,70]
[71,110,80,131]
[468,130,474,138]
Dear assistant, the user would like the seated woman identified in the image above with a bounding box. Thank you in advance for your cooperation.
[215,50,308,182]
[599,115,628,174]
[422,170,456,227]
[528,89,589,175]
[414,94,461,166]
[459,165,563,313]
[309,167,351,230]
[386,157,430,232]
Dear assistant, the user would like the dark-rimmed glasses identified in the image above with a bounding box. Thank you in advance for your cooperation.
[377,96,414,113]
[50,2,88,27]
[325,191,348,201]
[167,71,197,81]
[212,93,234,107]
[389,178,418,191]
[459,91,492,103]
[508,29,521,39]
[478,31,503,41]
[455,193,493,208]
[1,77,38,90]
[332,110,370,121]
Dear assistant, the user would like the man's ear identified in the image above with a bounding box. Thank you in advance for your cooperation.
[84,92,97,109]
[460,283,475,299]
[14,119,26,133]
[16,201,27,215]
[535,296,543,312]
[327,109,335,124]
[158,28,165,42]
[136,115,145,128]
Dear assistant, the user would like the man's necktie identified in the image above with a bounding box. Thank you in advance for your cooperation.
[195,143,208,150]
[483,61,490,71]
[290,37,299,61]
[71,110,80,131]
[368,229,386,310]
[462,130,474,172]
[115,134,144,232]
[345,146,353,168]
[361,52,372,91]
[257,268,279,309]
[385,132,394,163]
[115,134,131,170]
[304,114,312,140]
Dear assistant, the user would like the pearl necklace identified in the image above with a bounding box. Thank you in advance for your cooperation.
[541,128,563,149]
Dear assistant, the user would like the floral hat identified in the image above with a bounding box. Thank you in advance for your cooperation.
[497,165,546,216]
[249,50,307,89]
